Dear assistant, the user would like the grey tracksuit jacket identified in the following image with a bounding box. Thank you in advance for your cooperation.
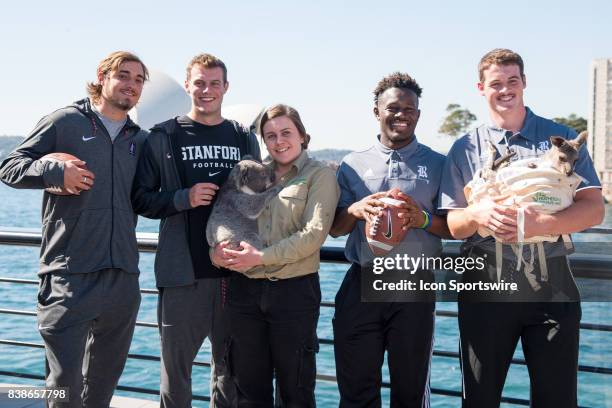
[0,98,147,275]
[131,118,260,288]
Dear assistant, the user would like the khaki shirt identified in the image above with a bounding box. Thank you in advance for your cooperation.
[250,150,340,279]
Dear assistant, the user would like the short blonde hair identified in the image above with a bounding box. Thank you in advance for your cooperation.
[186,53,228,83]
[86,51,149,104]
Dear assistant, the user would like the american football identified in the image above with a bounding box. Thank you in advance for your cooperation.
[365,196,408,256]
[40,152,85,195]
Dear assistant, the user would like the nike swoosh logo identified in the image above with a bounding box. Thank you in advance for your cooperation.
[209,171,222,177]
[82,136,96,141]
[383,209,393,239]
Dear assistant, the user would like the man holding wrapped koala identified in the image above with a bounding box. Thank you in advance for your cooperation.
[439,48,604,408]
[330,72,451,407]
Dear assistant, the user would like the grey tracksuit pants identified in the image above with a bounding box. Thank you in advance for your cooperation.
[158,277,234,408]
[37,268,141,408]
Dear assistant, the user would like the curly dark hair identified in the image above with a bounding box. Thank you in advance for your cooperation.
[373,72,423,104]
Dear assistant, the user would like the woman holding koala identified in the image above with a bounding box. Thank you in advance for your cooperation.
[211,104,340,407]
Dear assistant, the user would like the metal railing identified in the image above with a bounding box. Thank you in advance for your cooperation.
[1,227,611,406]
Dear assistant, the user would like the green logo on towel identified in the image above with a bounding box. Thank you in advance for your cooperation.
[532,192,561,206]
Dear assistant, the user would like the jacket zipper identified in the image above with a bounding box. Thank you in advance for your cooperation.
[93,113,117,268]
[153,127,184,260]
[165,123,195,279]
[110,132,115,267]
[85,101,140,271]
[93,114,134,269]
[165,125,184,189]
[165,127,190,235]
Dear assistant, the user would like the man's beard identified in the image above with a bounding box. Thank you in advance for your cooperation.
[102,91,136,112]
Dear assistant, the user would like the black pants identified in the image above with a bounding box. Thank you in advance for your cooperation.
[459,250,581,408]
[333,264,435,408]
[228,272,320,408]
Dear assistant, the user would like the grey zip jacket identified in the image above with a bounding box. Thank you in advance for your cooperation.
[0,98,147,275]
[131,118,260,287]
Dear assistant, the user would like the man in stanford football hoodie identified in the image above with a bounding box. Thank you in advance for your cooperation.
[131,53,260,407]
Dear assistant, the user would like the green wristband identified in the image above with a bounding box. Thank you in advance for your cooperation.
[420,210,432,229]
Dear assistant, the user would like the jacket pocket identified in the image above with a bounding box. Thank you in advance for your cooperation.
[37,273,53,306]
[156,217,169,253]
[65,209,112,273]
[154,213,194,287]
[40,217,79,265]
[280,183,308,200]
[306,273,322,306]
[278,184,309,224]
[297,336,319,389]
[111,208,139,273]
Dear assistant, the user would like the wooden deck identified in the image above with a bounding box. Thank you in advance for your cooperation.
[0,384,158,407]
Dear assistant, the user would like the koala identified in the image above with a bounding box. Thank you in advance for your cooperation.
[526,131,588,176]
[206,157,283,251]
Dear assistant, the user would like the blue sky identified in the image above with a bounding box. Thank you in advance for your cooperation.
[1,0,611,152]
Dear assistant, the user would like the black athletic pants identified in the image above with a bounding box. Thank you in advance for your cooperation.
[333,263,435,408]
[459,249,581,408]
[228,272,320,408]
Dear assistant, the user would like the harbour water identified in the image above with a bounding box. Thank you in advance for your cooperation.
[0,183,610,407]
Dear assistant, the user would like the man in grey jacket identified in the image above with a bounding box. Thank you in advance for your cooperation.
[0,51,149,407]
[132,53,260,407]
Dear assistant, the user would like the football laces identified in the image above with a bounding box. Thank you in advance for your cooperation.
[369,213,382,235]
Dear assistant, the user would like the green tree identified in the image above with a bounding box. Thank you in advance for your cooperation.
[439,104,477,137]
[552,113,587,133]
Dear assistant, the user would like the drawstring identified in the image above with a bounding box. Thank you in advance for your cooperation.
[538,243,547,282]
[515,207,525,272]
[493,205,549,291]
[496,242,548,292]
[512,243,541,291]
[90,114,129,139]
[220,277,227,309]
[90,116,98,137]
[495,241,503,287]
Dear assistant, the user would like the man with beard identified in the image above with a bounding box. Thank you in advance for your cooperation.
[330,72,450,407]
[0,51,149,407]
[132,53,260,407]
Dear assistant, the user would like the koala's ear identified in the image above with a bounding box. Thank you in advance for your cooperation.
[240,166,249,186]
[550,136,565,148]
